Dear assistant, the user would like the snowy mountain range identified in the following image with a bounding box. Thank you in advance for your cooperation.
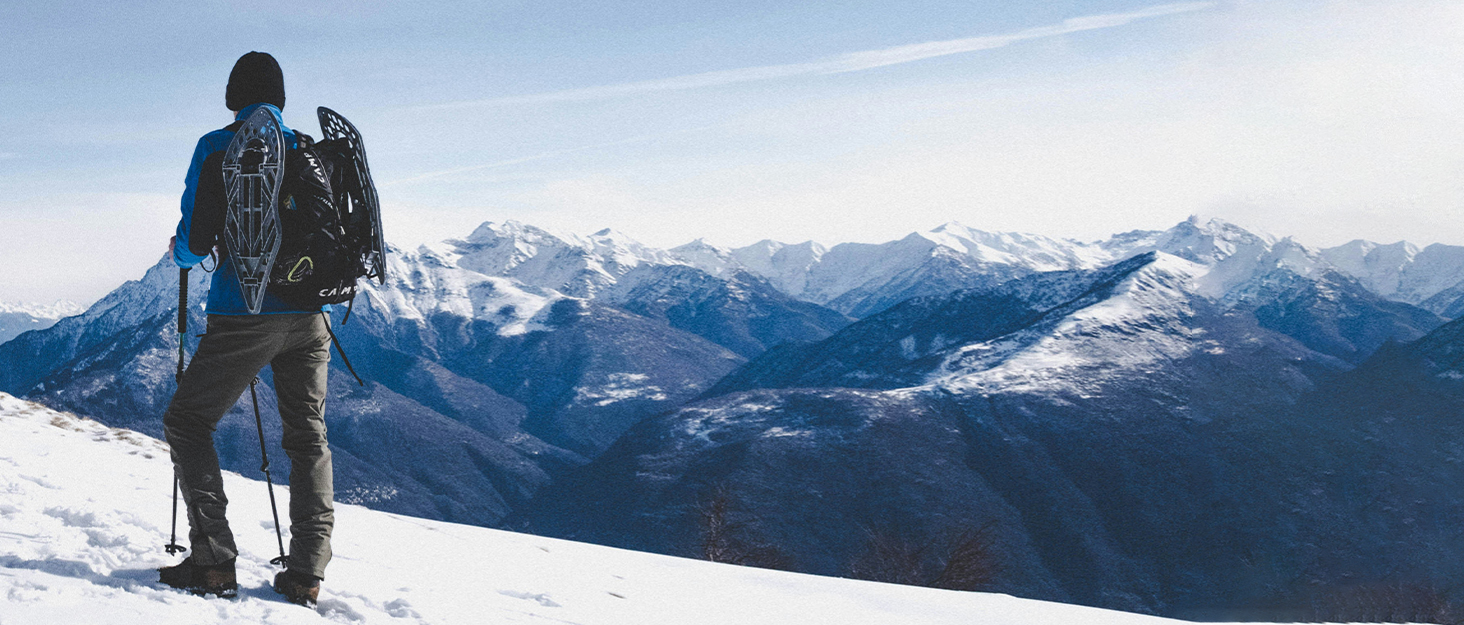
[2,215,1461,620]
[0,300,84,343]
[1321,239,1464,316]
[459,216,1457,331]
[525,249,1464,617]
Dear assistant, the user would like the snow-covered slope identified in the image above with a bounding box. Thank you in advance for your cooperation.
[729,239,826,297]
[930,253,1205,396]
[1322,239,1464,315]
[450,221,676,299]
[1115,218,1442,363]
[0,392,1248,625]
[785,224,1107,317]
[361,243,565,343]
[1321,240,1419,299]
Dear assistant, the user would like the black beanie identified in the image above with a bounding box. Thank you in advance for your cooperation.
[226,52,286,111]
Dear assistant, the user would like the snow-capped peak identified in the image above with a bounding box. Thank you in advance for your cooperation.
[664,238,740,277]
[726,240,826,297]
[1321,238,1464,308]
[0,300,85,319]
[363,245,563,338]
[0,299,89,343]
[1148,216,1278,265]
[585,228,678,270]
[1114,218,1324,299]
[465,219,574,247]
[453,221,674,298]
[916,222,1105,272]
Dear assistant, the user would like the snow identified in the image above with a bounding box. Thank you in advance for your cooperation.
[920,222,1107,272]
[451,220,678,299]
[348,216,1395,325]
[728,239,825,297]
[667,239,740,278]
[929,254,1205,396]
[711,217,1332,310]
[0,392,1291,625]
[0,301,85,319]
[1322,239,1464,305]
[1321,240,1417,298]
[363,244,562,337]
[573,373,669,407]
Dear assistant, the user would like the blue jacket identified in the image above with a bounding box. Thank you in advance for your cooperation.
[174,103,321,315]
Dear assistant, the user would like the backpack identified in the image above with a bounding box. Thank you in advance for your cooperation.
[266,133,373,309]
[189,117,381,312]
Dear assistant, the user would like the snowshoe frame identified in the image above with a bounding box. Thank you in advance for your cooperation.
[317,106,387,285]
[222,107,286,315]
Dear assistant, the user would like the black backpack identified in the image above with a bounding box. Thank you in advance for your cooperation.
[267,134,372,308]
[190,126,377,309]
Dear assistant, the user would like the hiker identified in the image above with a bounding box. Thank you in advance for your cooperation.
[158,51,334,606]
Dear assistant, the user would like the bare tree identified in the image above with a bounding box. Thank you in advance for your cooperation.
[930,522,1000,591]
[849,528,929,586]
[696,485,790,570]
[849,521,1002,592]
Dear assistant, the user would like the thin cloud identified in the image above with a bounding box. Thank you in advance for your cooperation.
[423,2,1213,109]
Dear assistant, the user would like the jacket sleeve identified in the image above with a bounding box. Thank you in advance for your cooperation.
[173,137,212,268]
[189,151,227,257]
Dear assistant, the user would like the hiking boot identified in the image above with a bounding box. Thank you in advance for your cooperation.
[273,568,321,606]
[158,557,238,598]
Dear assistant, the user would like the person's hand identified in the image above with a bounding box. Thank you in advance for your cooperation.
[168,235,177,254]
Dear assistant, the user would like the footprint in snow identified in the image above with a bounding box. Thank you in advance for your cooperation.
[316,597,367,622]
[43,506,101,528]
[19,474,59,489]
[499,589,561,607]
[384,597,421,618]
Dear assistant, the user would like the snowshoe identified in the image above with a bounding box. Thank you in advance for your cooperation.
[222,106,287,314]
[317,106,387,286]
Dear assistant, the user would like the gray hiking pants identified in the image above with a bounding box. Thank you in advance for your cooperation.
[163,313,335,579]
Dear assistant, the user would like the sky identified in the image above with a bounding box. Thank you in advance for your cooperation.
[3,0,1464,304]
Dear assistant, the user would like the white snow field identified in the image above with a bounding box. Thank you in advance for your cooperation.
[0,392,1314,625]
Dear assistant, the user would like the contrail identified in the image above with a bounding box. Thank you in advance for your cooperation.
[421,2,1213,109]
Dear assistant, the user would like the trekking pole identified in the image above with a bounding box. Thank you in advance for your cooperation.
[250,378,289,567]
[164,268,188,556]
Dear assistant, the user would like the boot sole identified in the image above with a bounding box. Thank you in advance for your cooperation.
[272,583,319,606]
[186,585,239,600]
